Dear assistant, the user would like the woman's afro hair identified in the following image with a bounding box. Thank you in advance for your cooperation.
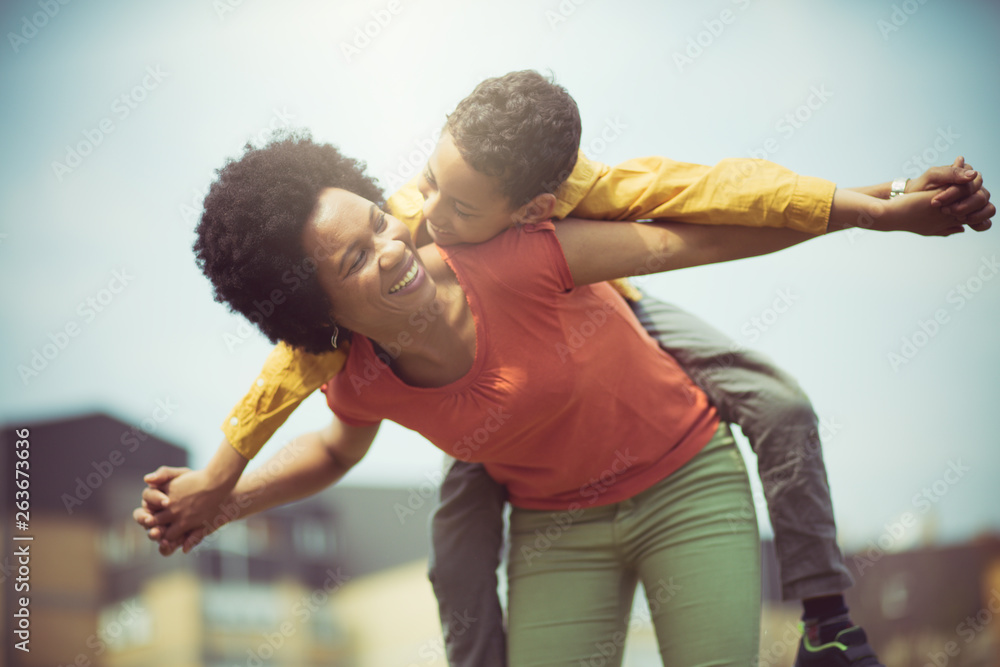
[193,130,385,354]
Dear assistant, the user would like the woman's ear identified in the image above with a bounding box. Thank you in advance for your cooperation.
[513,193,557,224]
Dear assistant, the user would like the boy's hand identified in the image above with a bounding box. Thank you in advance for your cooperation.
[909,157,993,230]
[133,466,240,555]
[880,188,979,237]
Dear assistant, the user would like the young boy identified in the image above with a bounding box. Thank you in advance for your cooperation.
[140,71,991,666]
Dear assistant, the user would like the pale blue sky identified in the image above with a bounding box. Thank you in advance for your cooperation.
[2,0,998,550]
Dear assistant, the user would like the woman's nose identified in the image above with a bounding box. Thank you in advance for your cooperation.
[379,236,408,269]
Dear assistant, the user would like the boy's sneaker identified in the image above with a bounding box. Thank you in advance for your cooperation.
[794,624,885,667]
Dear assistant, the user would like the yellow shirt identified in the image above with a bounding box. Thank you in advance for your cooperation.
[221,152,835,460]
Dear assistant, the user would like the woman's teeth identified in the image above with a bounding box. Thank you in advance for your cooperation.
[389,262,419,294]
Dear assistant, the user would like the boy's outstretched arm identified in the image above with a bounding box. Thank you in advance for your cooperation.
[843,156,992,230]
[827,184,991,236]
[559,152,835,233]
[563,152,992,234]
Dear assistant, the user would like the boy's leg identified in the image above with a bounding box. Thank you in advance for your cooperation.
[627,291,853,600]
[629,292,884,664]
[428,458,508,667]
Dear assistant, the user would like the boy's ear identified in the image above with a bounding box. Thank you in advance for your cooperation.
[512,193,557,225]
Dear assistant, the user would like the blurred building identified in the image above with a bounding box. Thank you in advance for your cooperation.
[757,536,1000,667]
[0,412,431,667]
[843,536,1000,667]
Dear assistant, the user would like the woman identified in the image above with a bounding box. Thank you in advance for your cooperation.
[137,133,961,665]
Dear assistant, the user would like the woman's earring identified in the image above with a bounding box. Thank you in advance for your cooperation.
[330,324,340,349]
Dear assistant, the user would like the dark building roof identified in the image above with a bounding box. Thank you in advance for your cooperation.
[1,411,188,520]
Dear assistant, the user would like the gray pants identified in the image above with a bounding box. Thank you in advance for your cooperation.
[427,291,853,667]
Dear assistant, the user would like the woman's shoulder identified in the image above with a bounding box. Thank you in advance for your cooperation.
[437,221,572,297]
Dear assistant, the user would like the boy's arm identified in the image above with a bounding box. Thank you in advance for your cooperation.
[560,152,835,234]
[221,341,351,460]
[847,157,992,230]
[560,152,992,235]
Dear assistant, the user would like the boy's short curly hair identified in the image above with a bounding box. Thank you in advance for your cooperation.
[444,70,581,208]
[193,130,384,354]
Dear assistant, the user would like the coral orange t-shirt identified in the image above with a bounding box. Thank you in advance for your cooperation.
[322,221,719,510]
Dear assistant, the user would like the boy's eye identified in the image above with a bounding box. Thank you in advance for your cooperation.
[376,212,387,231]
[454,206,472,219]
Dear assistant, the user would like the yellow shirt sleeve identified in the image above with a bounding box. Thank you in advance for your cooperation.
[220,341,350,460]
[385,176,427,241]
[554,152,836,235]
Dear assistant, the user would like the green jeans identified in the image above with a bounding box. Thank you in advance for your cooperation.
[507,422,761,666]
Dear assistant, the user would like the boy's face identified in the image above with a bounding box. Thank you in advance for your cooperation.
[417,131,521,246]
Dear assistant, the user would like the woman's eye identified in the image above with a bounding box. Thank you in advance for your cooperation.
[377,213,387,231]
[350,252,366,273]
[454,207,472,219]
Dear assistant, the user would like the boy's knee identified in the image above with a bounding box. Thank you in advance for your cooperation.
[428,560,498,609]
[427,558,448,589]
[742,385,821,462]
[733,360,816,429]
[428,554,467,594]
[765,390,817,430]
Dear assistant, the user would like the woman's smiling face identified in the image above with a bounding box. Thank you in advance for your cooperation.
[301,187,437,337]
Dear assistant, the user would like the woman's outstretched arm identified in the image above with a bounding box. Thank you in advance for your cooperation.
[134,417,379,554]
